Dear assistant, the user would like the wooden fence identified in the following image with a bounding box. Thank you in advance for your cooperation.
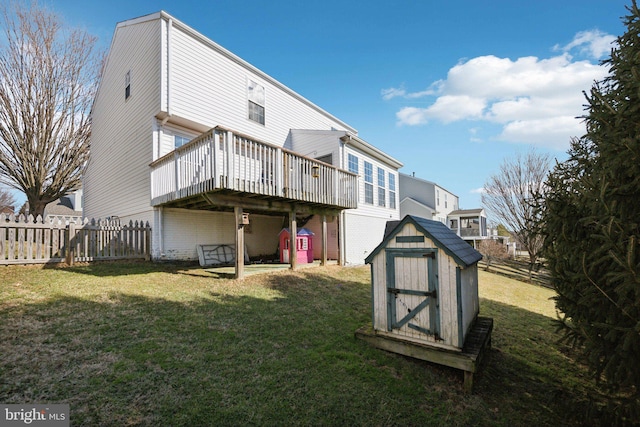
[0,214,151,265]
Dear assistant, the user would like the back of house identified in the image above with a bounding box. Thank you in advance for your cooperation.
[84,11,402,265]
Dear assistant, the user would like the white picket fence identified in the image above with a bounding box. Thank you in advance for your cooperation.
[0,214,151,265]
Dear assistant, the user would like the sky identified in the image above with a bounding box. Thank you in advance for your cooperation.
[10,0,631,210]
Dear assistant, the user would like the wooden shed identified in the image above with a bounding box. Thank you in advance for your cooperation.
[357,215,493,391]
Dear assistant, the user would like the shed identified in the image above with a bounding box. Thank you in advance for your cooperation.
[357,215,493,392]
[279,228,314,264]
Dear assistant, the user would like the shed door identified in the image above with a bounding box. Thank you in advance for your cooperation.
[386,248,440,339]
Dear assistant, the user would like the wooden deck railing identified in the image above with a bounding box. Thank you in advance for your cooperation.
[150,127,358,209]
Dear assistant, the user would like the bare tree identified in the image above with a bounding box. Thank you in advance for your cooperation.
[0,186,16,211]
[0,2,102,217]
[481,150,551,275]
[477,239,509,272]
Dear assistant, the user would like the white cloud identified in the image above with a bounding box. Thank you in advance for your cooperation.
[554,30,616,59]
[381,86,406,100]
[470,187,485,194]
[497,116,584,149]
[385,30,613,150]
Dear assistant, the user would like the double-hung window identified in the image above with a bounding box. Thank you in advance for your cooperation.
[377,167,386,207]
[248,80,265,125]
[388,172,396,209]
[364,161,373,204]
[348,153,358,174]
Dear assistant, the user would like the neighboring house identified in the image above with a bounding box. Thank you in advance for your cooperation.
[23,189,83,224]
[399,173,458,224]
[399,174,493,248]
[447,208,488,247]
[84,11,402,269]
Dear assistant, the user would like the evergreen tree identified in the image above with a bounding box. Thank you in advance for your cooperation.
[542,2,640,422]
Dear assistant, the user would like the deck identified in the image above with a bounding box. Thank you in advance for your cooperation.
[150,126,358,213]
[355,316,493,393]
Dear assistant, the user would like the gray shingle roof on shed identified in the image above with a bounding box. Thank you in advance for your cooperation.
[369,215,482,267]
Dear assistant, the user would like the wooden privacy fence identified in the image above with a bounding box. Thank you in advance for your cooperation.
[0,214,151,265]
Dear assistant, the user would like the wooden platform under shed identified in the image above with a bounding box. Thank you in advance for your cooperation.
[356,316,493,393]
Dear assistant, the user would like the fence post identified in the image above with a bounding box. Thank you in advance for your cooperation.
[66,222,76,266]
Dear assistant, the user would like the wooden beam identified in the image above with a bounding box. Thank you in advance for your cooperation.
[194,191,343,216]
[321,214,327,266]
[289,207,297,270]
[234,206,244,279]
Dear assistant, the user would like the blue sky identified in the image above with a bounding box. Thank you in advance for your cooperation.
[21,0,629,210]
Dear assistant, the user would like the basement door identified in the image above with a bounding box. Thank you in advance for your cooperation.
[385,248,440,339]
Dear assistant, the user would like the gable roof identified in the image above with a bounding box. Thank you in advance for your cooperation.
[107,11,357,135]
[366,215,482,267]
[400,196,435,212]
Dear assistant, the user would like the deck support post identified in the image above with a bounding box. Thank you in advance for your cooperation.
[321,214,327,266]
[234,206,244,279]
[289,206,297,270]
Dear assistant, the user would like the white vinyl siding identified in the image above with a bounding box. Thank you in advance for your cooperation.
[287,129,340,167]
[159,209,283,260]
[167,21,353,148]
[157,124,199,157]
[342,211,390,265]
[84,19,161,220]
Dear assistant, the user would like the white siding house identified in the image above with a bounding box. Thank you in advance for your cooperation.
[399,173,458,224]
[84,11,402,271]
[447,208,489,247]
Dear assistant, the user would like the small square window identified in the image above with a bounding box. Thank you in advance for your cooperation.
[174,135,191,149]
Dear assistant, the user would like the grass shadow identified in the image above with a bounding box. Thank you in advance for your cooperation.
[0,264,611,426]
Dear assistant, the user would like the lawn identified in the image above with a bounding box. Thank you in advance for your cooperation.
[0,263,607,426]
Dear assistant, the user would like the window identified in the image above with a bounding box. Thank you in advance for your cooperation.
[125,70,131,100]
[436,189,440,206]
[348,154,358,174]
[377,167,386,207]
[248,80,265,125]
[364,161,373,204]
[298,238,308,251]
[388,172,396,209]
[174,135,191,149]
[445,193,448,209]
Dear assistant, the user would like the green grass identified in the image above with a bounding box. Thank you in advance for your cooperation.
[0,262,608,426]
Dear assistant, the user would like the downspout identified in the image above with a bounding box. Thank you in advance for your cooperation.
[166,18,172,117]
[340,134,352,265]
[159,206,164,257]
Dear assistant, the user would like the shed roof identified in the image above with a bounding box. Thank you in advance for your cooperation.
[366,215,482,267]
